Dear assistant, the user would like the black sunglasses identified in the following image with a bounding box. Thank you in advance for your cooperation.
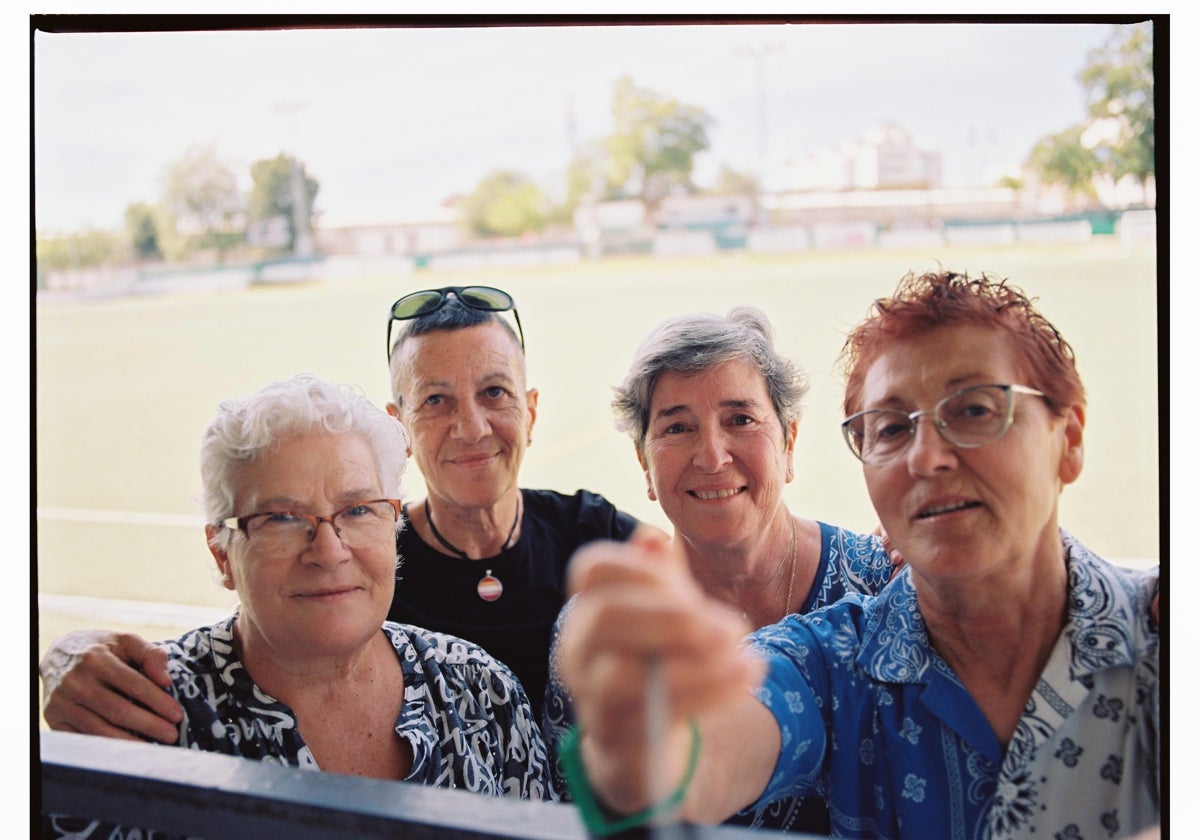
[386,285,525,361]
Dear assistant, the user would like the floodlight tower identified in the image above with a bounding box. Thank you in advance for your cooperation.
[736,42,784,225]
[275,100,314,259]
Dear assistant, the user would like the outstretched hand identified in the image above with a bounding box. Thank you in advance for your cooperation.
[557,527,765,814]
[40,629,182,744]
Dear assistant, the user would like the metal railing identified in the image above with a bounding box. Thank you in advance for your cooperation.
[39,731,795,839]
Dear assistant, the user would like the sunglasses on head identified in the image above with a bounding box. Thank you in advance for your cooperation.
[386,285,525,361]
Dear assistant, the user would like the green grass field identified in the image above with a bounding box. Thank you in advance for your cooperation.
[35,241,1160,685]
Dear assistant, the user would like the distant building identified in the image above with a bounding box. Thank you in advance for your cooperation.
[783,123,942,191]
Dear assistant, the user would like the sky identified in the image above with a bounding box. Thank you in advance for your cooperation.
[32,17,1133,233]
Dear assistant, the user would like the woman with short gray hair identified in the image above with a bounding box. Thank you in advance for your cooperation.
[544,306,895,835]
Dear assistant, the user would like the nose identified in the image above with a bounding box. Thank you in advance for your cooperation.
[304,518,352,567]
[905,413,958,476]
[692,424,733,472]
[452,401,491,443]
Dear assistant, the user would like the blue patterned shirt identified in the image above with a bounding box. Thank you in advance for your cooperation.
[47,617,556,838]
[749,531,1160,839]
[545,522,895,833]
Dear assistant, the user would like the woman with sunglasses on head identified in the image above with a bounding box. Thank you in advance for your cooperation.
[379,286,638,720]
[40,286,638,742]
[46,374,553,836]
[555,271,1159,839]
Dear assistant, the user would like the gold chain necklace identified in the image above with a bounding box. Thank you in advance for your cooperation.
[780,516,798,622]
[742,515,799,624]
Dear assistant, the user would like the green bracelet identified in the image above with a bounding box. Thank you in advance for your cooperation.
[558,719,702,836]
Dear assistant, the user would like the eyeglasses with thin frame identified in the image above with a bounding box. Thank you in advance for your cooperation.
[221,499,402,555]
[386,285,524,361]
[841,383,1046,465]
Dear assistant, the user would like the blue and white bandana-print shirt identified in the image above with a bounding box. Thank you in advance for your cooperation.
[47,617,556,838]
[749,531,1160,840]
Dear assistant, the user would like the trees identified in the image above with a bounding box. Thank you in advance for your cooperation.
[1078,23,1154,195]
[605,76,713,224]
[1027,127,1100,210]
[1024,23,1154,208]
[159,144,243,262]
[460,170,549,238]
[124,202,162,262]
[247,153,320,256]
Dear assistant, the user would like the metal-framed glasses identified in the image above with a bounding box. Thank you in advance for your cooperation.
[222,499,402,555]
[841,384,1046,465]
[386,285,524,361]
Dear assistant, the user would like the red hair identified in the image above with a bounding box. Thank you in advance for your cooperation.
[838,270,1085,416]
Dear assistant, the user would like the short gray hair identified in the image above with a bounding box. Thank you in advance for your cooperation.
[202,374,408,550]
[613,307,810,454]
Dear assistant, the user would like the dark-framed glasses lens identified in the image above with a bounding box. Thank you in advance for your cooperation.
[458,286,515,311]
[390,290,448,319]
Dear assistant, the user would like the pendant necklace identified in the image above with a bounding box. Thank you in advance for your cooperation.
[425,496,522,602]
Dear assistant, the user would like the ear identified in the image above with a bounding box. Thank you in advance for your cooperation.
[206,525,237,592]
[783,419,798,483]
[386,403,413,456]
[635,444,657,501]
[525,387,539,441]
[1057,404,1085,486]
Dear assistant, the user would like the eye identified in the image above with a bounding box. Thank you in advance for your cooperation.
[264,512,302,524]
[343,504,373,517]
[483,385,506,400]
[865,412,911,441]
[423,393,445,407]
[658,421,689,436]
[730,414,755,427]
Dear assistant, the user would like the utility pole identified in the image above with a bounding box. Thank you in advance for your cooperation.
[736,43,784,226]
[275,100,314,259]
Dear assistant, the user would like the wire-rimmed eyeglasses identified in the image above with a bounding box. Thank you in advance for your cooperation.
[221,499,402,555]
[386,286,524,361]
[841,383,1046,465]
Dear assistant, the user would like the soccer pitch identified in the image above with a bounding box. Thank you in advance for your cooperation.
[35,241,1160,665]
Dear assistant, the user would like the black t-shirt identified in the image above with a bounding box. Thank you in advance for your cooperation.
[389,488,638,718]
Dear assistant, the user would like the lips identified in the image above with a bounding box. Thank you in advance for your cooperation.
[449,451,499,468]
[915,500,982,519]
[295,585,360,599]
[689,486,747,500]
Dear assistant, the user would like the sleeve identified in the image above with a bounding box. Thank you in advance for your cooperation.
[541,598,577,800]
[744,616,834,808]
[576,490,639,542]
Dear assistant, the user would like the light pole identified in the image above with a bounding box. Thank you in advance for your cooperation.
[736,43,783,226]
[274,100,314,259]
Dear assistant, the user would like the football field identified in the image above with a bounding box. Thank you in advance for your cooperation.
[35,241,1161,671]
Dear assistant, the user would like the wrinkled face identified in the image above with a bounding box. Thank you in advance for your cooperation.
[859,324,1084,584]
[211,431,398,661]
[390,323,537,511]
[640,358,795,552]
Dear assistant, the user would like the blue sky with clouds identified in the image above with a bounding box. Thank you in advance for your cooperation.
[33,19,1129,232]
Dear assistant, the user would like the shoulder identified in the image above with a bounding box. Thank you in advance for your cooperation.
[750,592,873,655]
[384,621,525,685]
[813,521,894,599]
[163,614,239,680]
[522,488,639,541]
[1062,532,1159,658]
